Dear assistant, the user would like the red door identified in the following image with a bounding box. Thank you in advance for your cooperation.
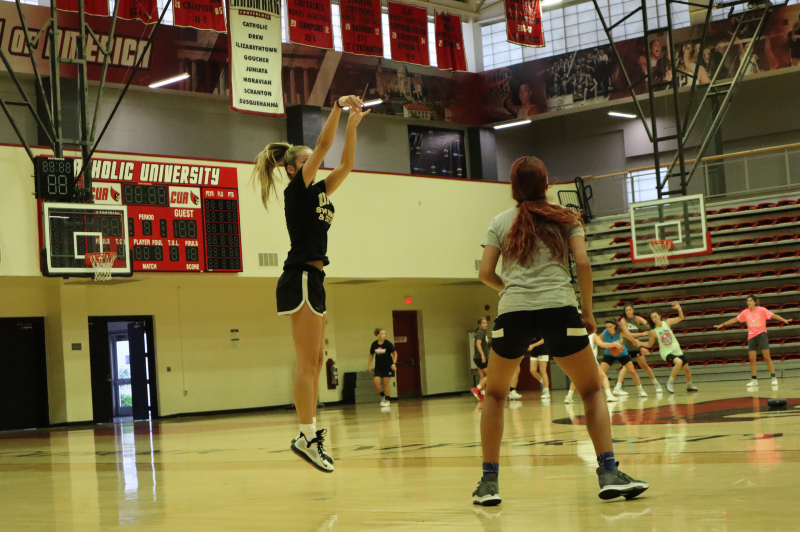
[392,311,422,398]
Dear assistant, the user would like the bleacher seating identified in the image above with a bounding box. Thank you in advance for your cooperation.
[587,192,800,372]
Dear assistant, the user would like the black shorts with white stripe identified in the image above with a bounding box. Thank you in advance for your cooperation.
[276,264,326,317]
[491,306,590,359]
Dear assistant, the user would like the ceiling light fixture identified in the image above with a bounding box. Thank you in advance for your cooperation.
[493,119,531,130]
[608,111,637,119]
[148,73,190,89]
[343,98,383,110]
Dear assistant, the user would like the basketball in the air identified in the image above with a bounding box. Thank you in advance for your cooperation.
[610,345,623,356]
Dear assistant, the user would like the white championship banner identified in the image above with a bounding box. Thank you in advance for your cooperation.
[227,0,285,116]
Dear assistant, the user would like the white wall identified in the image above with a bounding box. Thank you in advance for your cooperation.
[0,145,511,423]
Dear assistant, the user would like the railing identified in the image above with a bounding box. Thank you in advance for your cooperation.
[581,143,800,219]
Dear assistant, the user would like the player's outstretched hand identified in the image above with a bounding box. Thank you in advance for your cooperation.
[338,95,363,110]
[347,106,371,128]
[671,302,681,310]
[714,324,723,330]
[582,310,596,335]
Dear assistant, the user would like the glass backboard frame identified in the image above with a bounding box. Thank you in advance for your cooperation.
[41,202,132,278]
[629,194,712,263]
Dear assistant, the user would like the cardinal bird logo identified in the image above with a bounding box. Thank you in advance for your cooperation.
[110,188,121,202]
[191,192,200,206]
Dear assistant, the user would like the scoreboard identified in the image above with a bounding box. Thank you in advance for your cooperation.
[90,158,243,273]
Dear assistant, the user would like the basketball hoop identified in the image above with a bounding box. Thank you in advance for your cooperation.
[86,251,117,281]
[481,68,512,116]
[648,240,673,267]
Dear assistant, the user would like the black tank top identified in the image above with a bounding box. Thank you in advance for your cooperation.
[283,167,334,267]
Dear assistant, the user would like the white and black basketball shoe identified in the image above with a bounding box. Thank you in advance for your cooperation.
[291,429,334,473]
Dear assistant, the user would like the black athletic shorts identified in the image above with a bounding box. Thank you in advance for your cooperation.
[474,356,488,370]
[602,355,632,367]
[491,306,590,360]
[666,353,689,365]
[374,364,395,378]
[276,265,326,317]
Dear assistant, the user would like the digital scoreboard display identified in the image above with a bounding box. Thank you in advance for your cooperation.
[90,158,243,273]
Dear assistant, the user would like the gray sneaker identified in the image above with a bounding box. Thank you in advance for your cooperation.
[472,474,501,506]
[596,463,649,500]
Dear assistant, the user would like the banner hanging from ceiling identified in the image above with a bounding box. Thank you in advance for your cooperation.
[504,0,545,47]
[227,0,285,116]
[56,0,110,16]
[287,0,334,50]
[118,0,159,24]
[388,1,430,67]
[173,0,228,32]
[434,12,467,71]
[340,0,383,57]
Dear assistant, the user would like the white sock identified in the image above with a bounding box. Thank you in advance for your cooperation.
[637,385,644,391]
[668,376,675,383]
[565,390,574,397]
[299,423,316,438]
[543,387,550,393]
[651,378,660,384]
[313,417,316,426]
[605,388,613,396]
[476,384,482,390]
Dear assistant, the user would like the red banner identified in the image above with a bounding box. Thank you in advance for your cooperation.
[56,0,110,16]
[174,0,227,32]
[340,0,383,57]
[388,1,429,66]
[287,0,334,50]
[505,0,544,47]
[118,0,158,24]
[434,12,467,71]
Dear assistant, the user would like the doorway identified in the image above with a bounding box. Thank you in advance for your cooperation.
[392,311,422,398]
[88,316,158,423]
[0,318,49,431]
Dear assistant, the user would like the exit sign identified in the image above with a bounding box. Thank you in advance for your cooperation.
[405,296,412,304]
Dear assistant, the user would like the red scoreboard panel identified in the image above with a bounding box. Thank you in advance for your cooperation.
[90,158,243,273]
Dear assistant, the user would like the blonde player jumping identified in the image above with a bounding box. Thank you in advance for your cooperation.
[252,94,368,473]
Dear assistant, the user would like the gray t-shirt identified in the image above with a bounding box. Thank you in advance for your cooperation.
[474,329,490,359]
[481,206,584,316]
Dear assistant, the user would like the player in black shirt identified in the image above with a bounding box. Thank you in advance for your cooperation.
[368,328,397,407]
[251,94,370,473]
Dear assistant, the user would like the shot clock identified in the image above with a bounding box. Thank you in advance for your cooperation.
[34,156,76,202]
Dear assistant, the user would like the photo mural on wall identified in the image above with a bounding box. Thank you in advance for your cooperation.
[1,1,799,125]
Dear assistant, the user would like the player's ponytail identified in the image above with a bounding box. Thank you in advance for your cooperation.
[503,157,583,266]
[250,142,310,210]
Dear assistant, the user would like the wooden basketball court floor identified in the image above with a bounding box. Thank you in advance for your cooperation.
[2,379,800,531]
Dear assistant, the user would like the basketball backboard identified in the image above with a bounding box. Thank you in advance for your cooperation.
[41,203,132,278]
[629,194,711,263]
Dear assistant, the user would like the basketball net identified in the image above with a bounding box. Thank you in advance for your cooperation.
[648,240,673,267]
[481,68,512,116]
[86,251,117,281]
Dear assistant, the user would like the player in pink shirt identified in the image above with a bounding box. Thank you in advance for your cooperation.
[715,295,791,388]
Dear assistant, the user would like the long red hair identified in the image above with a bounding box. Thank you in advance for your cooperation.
[503,157,583,266]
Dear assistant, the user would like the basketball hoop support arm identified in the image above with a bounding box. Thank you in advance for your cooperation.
[590,0,783,198]
[76,0,174,187]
